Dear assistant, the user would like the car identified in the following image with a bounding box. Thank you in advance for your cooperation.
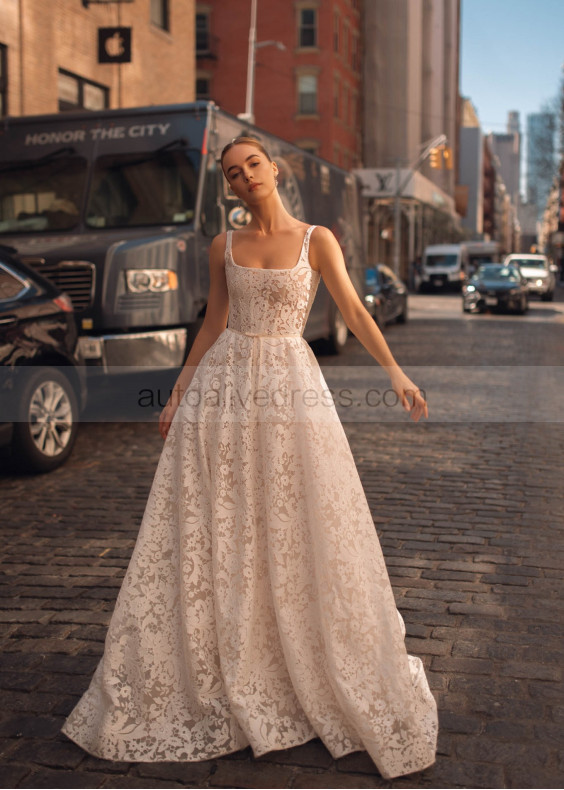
[364,264,408,328]
[503,254,557,301]
[0,246,87,473]
[462,262,529,315]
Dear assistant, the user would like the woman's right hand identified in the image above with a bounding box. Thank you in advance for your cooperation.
[158,401,178,441]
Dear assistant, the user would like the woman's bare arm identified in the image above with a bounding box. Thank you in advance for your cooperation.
[309,226,428,422]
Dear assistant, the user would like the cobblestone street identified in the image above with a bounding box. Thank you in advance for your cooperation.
[1,292,563,789]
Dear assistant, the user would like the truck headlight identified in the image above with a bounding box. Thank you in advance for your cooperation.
[125,269,178,293]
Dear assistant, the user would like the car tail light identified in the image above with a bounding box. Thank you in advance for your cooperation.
[53,293,74,312]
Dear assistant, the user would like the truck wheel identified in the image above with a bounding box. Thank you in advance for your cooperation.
[541,291,554,302]
[325,305,348,354]
[11,367,79,474]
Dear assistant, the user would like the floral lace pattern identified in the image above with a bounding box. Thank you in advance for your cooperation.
[61,225,438,779]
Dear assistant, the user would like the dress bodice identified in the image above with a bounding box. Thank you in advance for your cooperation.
[225,225,320,337]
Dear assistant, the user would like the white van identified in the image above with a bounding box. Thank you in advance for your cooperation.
[420,244,469,291]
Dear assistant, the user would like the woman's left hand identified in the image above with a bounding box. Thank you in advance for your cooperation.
[389,369,429,422]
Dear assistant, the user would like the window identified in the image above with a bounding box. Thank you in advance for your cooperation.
[86,149,201,229]
[351,33,359,71]
[196,75,210,100]
[343,21,349,63]
[333,143,340,167]
[297,74,317,115]
[58,69,108,112]
[0,155,87,234]
[333,77,340,119]
[342,82,348,125]
[151,0,169,31]
[298,8,317,48]
[333,11,340,53]
[0,44,7,118]
[351,91,357,128]
[296,139,319,156]
[0,265,28,302]
[196,13,210,53]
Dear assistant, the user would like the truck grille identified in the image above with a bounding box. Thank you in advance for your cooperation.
[21,258,95,311]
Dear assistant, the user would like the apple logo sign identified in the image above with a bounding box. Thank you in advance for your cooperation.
[105,32,124,58]
[98,27,131,63]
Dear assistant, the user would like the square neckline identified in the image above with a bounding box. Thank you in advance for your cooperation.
[228,226,314,272]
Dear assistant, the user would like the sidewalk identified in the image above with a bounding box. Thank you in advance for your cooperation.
[0,415,563,789]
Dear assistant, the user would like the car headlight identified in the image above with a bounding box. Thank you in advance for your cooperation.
[465,284,476,292]
[125,269,179,293]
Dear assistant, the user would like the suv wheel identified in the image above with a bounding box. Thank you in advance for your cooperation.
[12,367,79,473]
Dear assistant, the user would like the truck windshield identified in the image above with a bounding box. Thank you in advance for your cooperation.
[426,254,458,268]
[86,149,201,229]
[0,156,87,234]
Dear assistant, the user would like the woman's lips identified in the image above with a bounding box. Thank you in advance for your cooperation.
[248,183,262,192]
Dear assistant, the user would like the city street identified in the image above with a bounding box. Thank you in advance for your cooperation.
[1,287,563,789]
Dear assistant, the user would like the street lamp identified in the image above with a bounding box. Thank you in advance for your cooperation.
[238,0,286,125]
[392,134,448,277]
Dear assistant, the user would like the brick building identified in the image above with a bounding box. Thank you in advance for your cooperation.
[196,0,363,168]
[0,0,194,118]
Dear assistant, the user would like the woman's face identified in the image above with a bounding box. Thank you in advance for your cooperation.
[222,144,278,202]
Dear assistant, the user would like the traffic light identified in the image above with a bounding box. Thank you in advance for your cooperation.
[442,146,453,170]
[429,147,442,169]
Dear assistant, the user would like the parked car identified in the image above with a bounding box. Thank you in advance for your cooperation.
[462,262,529,314]
[503,254,557,301]
[364,264,408,328]
[0,246,87,473]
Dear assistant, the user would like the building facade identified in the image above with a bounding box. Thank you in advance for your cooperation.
[459,98,483,237]
[196,0,362,168]
[526,112,556,216]
[358,0,462,275]
[0,0,195,118]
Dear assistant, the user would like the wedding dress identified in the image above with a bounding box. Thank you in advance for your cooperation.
[61,225,438,779]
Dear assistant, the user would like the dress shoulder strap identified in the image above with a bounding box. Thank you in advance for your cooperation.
[225,229,233,262]
[303,225,318,260]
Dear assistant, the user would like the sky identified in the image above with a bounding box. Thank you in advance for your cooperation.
[460,0,564,135]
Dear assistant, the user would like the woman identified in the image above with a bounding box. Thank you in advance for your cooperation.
[61,137,438,779]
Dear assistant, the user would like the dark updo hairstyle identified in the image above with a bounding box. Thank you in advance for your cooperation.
[220,136,272,175]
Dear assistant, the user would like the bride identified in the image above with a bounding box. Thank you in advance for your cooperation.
[62,136,438,779]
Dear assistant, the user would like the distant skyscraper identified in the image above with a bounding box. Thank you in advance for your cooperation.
[487,111,521,206]
[507,111,520,135]
[527,112,556,215]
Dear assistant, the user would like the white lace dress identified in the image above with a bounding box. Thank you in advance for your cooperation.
[61,225,438,779]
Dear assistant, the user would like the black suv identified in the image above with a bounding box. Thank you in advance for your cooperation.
[0,246,87,473]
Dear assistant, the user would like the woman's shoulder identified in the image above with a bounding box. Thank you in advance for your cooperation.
[308,224,336,247]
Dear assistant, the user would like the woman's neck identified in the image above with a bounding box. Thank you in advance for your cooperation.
[246,195,300,235]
